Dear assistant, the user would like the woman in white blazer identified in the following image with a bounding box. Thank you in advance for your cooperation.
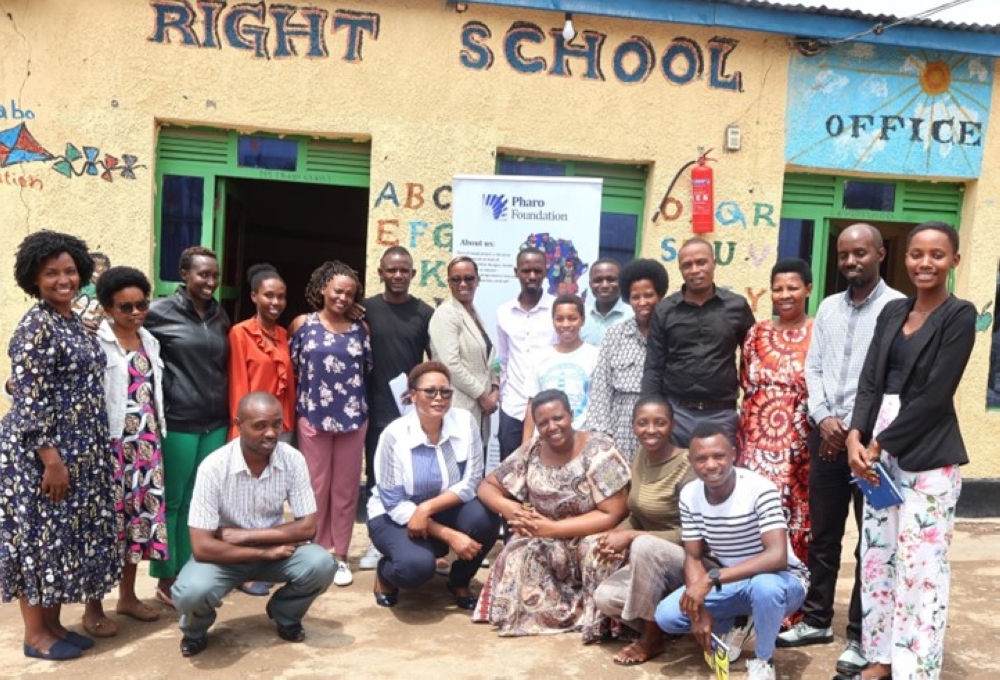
[429,257,499,449]
[84,266,168,636]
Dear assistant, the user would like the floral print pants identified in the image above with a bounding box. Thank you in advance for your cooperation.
[861,396,962,679]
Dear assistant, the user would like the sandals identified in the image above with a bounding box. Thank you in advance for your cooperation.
[82,614,119,638]
[155,586,175,610]
[613,641,664,666]
[116,600,161,622]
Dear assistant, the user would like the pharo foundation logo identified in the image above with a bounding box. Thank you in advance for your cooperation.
[482,193,509,221]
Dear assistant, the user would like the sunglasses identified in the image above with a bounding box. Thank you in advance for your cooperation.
[117,300,150,314]
[414,387,454,399]
[448,275,477,285]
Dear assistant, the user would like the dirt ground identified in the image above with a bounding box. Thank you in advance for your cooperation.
[1,520,998,679]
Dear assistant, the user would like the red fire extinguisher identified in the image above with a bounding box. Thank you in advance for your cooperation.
[691,149,715,234]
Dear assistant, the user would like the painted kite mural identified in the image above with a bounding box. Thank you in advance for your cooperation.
[0,122,144,182]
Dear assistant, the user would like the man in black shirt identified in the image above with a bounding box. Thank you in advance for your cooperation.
[641,238,754,447]
[359,246,434,568]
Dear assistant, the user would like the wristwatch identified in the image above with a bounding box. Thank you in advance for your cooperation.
[707,568,722,592]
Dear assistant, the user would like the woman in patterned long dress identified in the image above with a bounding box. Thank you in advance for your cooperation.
[474,389,630,642]
[290,260,372,588]
[585,259,670,461]
[0,231,121,661]
[82,267,168,636]
[736,258,814,563]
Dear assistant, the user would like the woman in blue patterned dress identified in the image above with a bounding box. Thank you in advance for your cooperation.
[82,266,168,636]
[0,231,121,661]
[290,260,372,588]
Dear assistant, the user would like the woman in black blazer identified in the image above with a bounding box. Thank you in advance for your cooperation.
[845,221,975,680]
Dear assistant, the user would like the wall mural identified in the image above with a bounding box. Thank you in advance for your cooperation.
[0,121,145,186]
[786,43,992,178]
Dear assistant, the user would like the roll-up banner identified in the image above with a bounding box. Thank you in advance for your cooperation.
[452,174,603,468]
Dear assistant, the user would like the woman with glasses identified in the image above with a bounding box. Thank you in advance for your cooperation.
[429,257,499,449]
[366,361,500,609]
[83,267,167,633]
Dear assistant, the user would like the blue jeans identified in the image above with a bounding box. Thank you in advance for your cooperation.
[654,571,806,661]
[172,543,336,639]
[498,410,523,461]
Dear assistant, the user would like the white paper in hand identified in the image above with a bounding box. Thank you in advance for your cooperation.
[389,372,414,417]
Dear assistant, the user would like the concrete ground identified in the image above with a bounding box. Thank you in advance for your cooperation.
[1,520,998,679]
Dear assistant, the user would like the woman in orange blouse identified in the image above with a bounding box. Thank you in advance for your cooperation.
[228,263,296,442]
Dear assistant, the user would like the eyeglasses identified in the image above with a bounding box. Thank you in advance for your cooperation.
[117,300,150,314]
[414,387,454,399]
[448,275,477,285]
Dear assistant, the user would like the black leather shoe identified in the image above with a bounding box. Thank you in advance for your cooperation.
[373,574,399,608]
[265,600,306,642]
[180,635,207,657]
[275,622,306,643]
[446,582,477,611]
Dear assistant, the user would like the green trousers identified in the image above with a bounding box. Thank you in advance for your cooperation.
[149,427,228,580]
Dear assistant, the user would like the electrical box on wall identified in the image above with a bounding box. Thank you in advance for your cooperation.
[725,124,741,151]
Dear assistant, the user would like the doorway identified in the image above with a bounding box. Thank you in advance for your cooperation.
[826,219,916,298]
[219,177,369,324]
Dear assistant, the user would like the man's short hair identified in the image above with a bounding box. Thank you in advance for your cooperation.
[237,391,281,420]
[690,421,733,447]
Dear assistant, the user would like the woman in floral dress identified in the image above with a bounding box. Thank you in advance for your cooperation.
[82,266,168,636]
[474,389,630,642]
[736,257,814,564]
[290,260,372,588]
[0,230,121,661]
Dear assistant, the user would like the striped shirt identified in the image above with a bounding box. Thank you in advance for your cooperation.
[188,439,316,531]
[680,468,808,585]
[367,407,484,525]
[805,279,904,425]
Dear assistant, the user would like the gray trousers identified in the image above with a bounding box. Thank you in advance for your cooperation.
[172,543,336,639]
[669,403,739,449]
[594,534,686,628]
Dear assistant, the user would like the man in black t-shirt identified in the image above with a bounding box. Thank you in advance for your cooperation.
[359,246,434,568]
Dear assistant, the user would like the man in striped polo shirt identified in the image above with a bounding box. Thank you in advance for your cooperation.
[654,422,808,680]
[171,392,337,657]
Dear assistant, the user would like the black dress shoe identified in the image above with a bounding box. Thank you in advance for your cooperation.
[373,574,399,608]
[446,582,477,611]
[275,622,306,643]
[180,635,208,657]
[265,600,306,642]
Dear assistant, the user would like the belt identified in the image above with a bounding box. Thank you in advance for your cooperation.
[673,398,737,412]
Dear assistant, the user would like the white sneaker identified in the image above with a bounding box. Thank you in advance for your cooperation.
[479,557,490,569]
[836,640,868,675]
[746,658,776,680]
[776,621,833,647]
[359,544,381,570]
[721,616,754,662]
[333,561,354,586]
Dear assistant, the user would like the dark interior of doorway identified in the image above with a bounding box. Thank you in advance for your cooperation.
[827,219,916,298]
[222,177,369,324]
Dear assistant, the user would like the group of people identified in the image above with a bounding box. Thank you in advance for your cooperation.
[0,220,973,680]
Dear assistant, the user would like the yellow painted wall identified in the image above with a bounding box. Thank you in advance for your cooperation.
[0,0,997,478]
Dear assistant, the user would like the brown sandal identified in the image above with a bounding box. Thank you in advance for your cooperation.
[82,613,120,638]
[116,600,161,622]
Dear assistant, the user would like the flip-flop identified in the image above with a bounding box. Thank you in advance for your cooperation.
[613,642,664,666]
[237,581,272,596]
[154,587,175,610]
[82,615,119,638]
[24,640,82,660]
[115,601,161,622]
